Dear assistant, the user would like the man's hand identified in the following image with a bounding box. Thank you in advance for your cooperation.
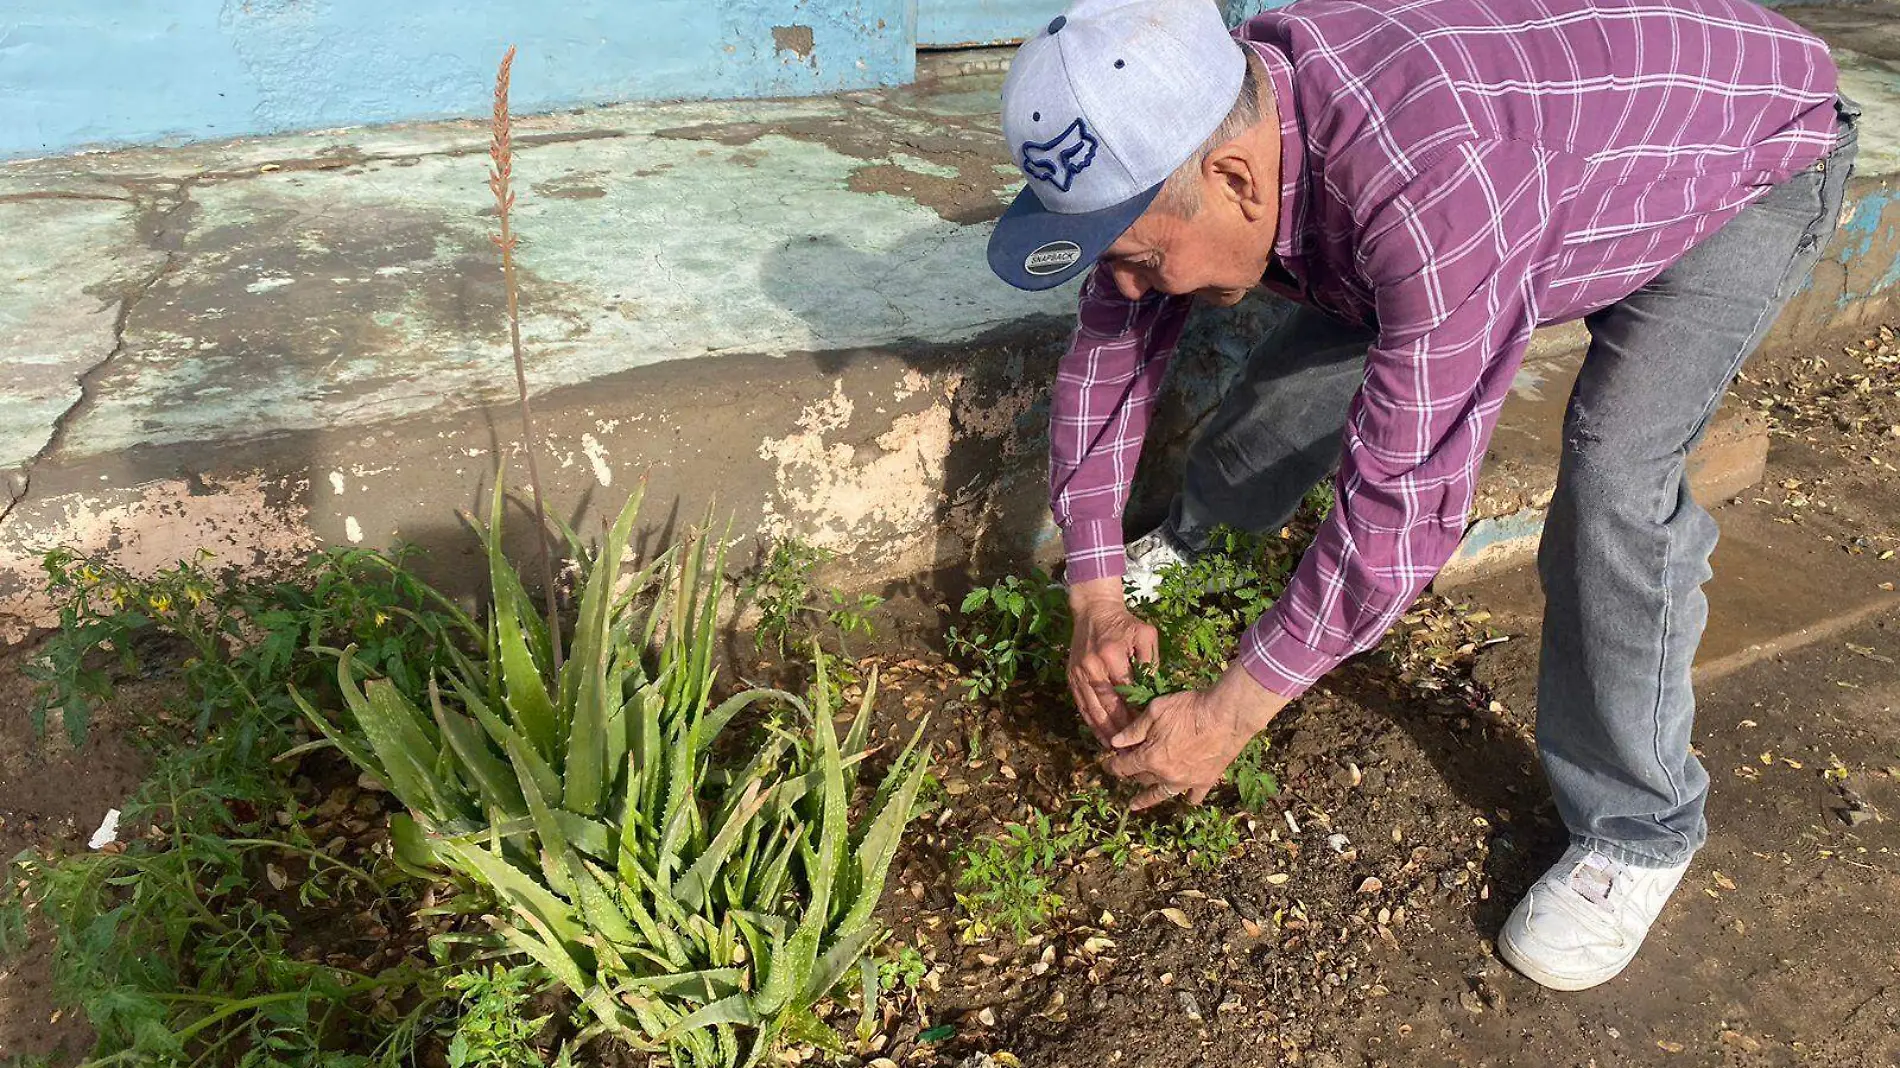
[1066,577,1159,747]
[1103,665,1291,810]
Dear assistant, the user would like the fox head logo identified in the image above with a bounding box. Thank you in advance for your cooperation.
[1020,118,1099,193]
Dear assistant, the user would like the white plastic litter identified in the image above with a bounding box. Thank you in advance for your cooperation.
[88,808,122,850]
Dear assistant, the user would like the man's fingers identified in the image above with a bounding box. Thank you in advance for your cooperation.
[1111,690,1182,749]
[1100,743,1151,781]
[1100,649,1135,686]
[1069,673,1114,746]
[1133,624,1160,666]
[1186,785,1211,805]
[1130,784,1176,811]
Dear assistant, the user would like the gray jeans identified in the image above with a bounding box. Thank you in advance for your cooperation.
[1168,99,1859,868]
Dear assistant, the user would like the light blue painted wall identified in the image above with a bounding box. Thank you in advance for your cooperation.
[1,0,916,159]
[914,0,1296,49]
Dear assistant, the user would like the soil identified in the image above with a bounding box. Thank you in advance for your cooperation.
[0,641,160,1063]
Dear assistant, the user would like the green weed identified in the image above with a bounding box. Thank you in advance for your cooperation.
[745,540,882,656]
[1229,736,1281,811]
[946,570,1069,704]
[876,945,928,993]
[954,813,1069,940]
[26,546,468,754]
[444,965,552,1068]
[5,545,475,1067]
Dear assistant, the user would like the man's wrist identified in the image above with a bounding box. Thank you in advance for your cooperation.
[1066,575,1126,611]
[1215,661,1288,735]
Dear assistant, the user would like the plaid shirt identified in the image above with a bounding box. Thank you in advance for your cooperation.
[1050,0,1839,698]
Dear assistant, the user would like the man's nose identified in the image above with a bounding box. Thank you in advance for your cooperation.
[1108,262,1149,301]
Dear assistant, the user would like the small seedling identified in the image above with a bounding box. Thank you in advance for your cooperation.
[746,538,883,654]
[877,945,929,992]
[947,570,1069,703]
[954,813,1069,939]
[445,965,552,1068]
[1230,736,1281,810]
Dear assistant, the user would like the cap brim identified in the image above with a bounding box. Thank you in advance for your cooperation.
[987,181,1162,291]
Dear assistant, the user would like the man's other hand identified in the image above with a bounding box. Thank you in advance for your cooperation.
[1066,576,1159,746]
[1103,666,1290,810]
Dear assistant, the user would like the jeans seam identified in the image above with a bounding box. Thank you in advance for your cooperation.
[1642,270,1788,859]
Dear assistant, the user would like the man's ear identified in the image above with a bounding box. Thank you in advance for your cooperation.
[1207,146,1271,221]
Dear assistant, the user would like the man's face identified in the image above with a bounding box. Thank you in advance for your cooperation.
[1098,192,1275,307]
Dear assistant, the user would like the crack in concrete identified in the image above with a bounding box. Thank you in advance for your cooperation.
[0,185,193,528]
[184,128,628,186]
[0,190,134,205]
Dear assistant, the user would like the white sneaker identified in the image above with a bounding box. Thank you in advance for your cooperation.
[1123,529,1191,604]
[1498,845,1690,991]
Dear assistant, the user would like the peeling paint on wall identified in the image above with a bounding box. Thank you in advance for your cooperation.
[0,474,317,642]
[757,379,955,570]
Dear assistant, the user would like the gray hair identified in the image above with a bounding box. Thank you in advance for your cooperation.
[1156,50,1270,217]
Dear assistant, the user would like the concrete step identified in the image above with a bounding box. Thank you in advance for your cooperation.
[1,4,1897,640]
[1435,324,1772,590]
[1454,394,1900,703]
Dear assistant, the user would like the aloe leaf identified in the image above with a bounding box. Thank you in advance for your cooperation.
[481,478,552,671]
[456,673,563,808]
[840,665,878,794]
[577,857,685,968]
[836,730,932,937]
[566,486,645,817]
[622,967,744,999]
[291,686,379,777]
[501,910,633,1039]
[500,731,576,898]
[440,838,585,948]
[338,653,463,820]
[496,598,559,762]
[801,921,884,1004]
[387,812,445,875]
[563,849,643,950]
[807,650,849,926]
[431,678,525,816]
[777,1004,845,1054]
[748,823,803,912]
[446,812,613,860]
[674,779,769,912]
[659,994,760,1044]
[699,688,796,760]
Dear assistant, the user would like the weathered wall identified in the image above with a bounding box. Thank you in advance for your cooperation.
[1,0,916,160]
[1,0,1324,161]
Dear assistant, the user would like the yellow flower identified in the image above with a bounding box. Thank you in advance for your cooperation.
[373,611,389,626]
[148,594,172,612]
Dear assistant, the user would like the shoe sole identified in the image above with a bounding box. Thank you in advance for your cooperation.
[1496,926,1631,992]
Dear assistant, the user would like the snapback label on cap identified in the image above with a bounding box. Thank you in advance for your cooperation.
[1024,240,1082,276]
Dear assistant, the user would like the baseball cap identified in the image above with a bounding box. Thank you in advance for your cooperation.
[987,0,1247,291]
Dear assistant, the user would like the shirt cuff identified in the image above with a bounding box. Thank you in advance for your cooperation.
[1059,518,1126,585]
[1234,610,1346,701]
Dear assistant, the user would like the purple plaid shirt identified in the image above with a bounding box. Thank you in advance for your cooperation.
[1050,0,1839,698]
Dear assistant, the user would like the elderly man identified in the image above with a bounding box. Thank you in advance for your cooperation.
[986,0,1855,989]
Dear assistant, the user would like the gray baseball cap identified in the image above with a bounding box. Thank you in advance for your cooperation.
[988,0,1247,291]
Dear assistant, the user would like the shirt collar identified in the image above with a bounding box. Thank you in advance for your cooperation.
[1244,38,1311,266]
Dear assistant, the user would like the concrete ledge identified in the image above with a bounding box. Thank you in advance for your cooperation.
[2,3,1897,640]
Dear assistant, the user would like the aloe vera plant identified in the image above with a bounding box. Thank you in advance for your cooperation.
[299,483,930,1066]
